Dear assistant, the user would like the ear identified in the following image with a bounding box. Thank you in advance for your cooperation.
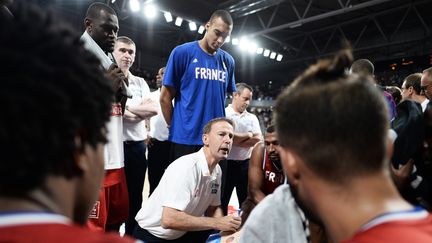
[278,147,301,187]
[202,133,209,146]
[84,18,92,32]
[205,21,210,30]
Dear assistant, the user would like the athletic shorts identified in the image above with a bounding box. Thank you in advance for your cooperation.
[87,168,129,231]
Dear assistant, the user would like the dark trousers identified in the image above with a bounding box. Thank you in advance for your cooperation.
[133,225,213,243]
[147,139,172,195]
[220,159,249,215]
[123,141,147,236]
[169,142,202,163]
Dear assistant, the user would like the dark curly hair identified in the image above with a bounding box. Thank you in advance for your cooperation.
[0,4,114,196]
[275,49,389,183]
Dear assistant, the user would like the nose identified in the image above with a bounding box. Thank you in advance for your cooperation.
[217,36,224,44]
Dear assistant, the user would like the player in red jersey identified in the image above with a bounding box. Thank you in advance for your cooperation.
[0,3,138,243]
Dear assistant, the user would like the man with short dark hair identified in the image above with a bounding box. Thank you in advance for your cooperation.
[401,73,429,112]
[113,36,158,236]
[0,3,137,242]
[160,10,237,162]
[274,50,432,242]
[221,83,261,214]
[80,2,129,232]
[134,118,241,243]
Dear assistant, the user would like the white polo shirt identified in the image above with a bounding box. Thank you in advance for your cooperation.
[123,72,151,141]
[148,88,169,141]
[135,148,221,240]
[225,104,262,160]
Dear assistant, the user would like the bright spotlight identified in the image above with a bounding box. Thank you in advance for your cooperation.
[232,38,239,45]
[175,17,183,27]
[248,42,258,54]
[263,49,270,57]
[198,25,205,34]
[189,21,197,31]
[129,0,140,12]
[143,4,157,19]
[239,37,248,51]
[163,11,173,22]
[256,47,264,54]
[225,36,231,43]
[276,54,283,61]
[270,52,277,59]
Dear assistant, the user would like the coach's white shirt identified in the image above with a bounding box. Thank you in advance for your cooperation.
[226,104,262,160]
[135,149,221,240]
[123,72,151,142]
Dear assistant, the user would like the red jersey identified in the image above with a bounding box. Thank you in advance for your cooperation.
[262,149,285,195]
[0,212,139,243]
[342,207,432,243]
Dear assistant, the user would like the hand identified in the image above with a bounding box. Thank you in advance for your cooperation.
[216,215,241,232]
[106,63,125,91]
[145,135,154,147]
[390,159,414,190]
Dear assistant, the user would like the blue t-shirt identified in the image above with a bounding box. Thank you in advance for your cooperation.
[163,41,236,145]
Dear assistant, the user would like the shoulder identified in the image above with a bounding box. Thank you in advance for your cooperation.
[218,49,235,64]
[167,151,201,174]
[172,41,196,54]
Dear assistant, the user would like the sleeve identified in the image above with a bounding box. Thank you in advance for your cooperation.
[161,162,196,211]
[226,54,236,93]
[163,46,187,92]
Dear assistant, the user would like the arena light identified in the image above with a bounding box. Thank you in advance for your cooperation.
[143,4,157,19]
[189,21,197,31]
[111,0,116,3]
[129,0,140,12]
[198,25,205,34]
[232,37,239,45]
[263,49,270,57]
[256,47,264,55]
[270,52,277,59]
[239,37,249,51]
[247,42,258,54]
[175,17,183,27]
[225,36,231,43]
[276,54,283,61]
[163,11,173,22]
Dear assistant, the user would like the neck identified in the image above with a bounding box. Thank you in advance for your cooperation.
[412,94,427,103]
[198,39,215,55]
[203,147,219,173]
[121,68,129,78]
[314,171,413,242]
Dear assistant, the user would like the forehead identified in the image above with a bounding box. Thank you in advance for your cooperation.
[209,17,232,32]
[95,9,119,26]
[211,121,234,132]
[115,41,135,51]
[265,132,277,141]
[422,72,432,85]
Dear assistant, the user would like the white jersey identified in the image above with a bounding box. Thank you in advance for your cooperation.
[80,31,124,170]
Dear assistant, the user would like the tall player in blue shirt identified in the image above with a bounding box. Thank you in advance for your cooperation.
[160,10,236,162]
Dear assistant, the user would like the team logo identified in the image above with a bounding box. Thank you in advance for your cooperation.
[88,201,100,219]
